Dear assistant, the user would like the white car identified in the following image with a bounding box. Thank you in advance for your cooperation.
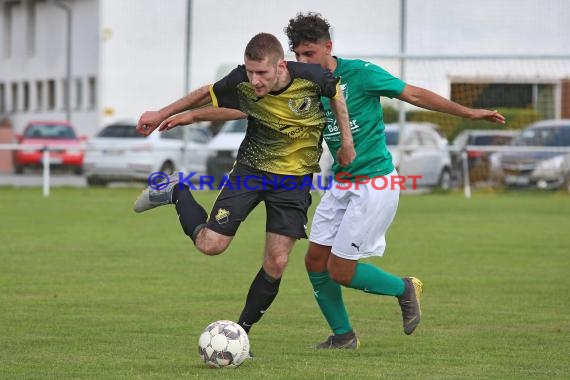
[385,122,452,189]
[84,121,212,186]
[205,120,452,190]
[205,119,248,183]
[205,118,333,187]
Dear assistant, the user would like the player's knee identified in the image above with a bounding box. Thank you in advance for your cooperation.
[304,245,329,272]
[195,229,232,256]
[305,252,324,271]
[195,238,227,256]
[264,255,288,277]
[327,263,352,286]
[197,245,224,256]
[273,256,289,274]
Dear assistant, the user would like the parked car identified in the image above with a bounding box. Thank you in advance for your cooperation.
[452,129,519,183]
[83,120,212,186]
[385,122,452,189]
[208,120,452,190]
[14,120,84,174]
[494,119,570,191]
[205,118,334,187]
[206,119,247,182]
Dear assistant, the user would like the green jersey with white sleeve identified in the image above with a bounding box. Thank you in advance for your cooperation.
[320,57,406,179]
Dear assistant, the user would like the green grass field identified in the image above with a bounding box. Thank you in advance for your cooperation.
[1,187,569,379]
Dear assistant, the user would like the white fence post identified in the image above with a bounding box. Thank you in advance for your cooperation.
[42,147,50,197]
[462,150,471,199]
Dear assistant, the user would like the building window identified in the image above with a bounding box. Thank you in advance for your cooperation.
[0,83,5,114]
[3,2,19,58]
[562,80,570,119]
[75,78,83,110]
[536,84,555,120]
[23,81,30,111]
[451,82,556,119]
[47,79,56,110]
[62,78,69,111]
[26,0,37,56]
[11,82,19,112]
[88,77,97,109]
[36,81,43,111]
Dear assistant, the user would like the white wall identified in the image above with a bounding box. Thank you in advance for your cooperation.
[407,0,570,55]
[0,0,99,136]
[188,0,401,87]
[2,0,569,136]
[98,0,187,126]
[186,0,570,94]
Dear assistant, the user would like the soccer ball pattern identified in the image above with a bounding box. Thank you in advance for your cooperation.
[198,320,250,368]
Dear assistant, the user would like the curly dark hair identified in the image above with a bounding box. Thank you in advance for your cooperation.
[284,12,331,51]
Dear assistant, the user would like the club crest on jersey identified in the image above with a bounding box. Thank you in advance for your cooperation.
[288,97,312,114]
[215,208,230,224]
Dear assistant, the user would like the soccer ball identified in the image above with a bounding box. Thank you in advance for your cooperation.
[198,320,250,368]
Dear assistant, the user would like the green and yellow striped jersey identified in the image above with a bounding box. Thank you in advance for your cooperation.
[210,61,339,176]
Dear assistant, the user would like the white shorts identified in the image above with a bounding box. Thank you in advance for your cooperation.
[309,169,400,260]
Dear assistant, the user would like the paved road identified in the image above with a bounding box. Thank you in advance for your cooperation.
[0,172,434,195]
[0,172,86,187]
[0,172,142,188]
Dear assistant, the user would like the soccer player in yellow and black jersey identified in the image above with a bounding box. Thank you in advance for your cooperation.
[134,33,355,346]
[210,59,343,176]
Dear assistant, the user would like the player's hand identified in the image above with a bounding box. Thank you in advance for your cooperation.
[136,110,164,136]
[158,112,196,131]
[336,143,356,167]
[472,109,506,124]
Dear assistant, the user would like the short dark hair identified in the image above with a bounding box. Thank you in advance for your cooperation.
[284,12,331,51]
[244,33,284,63]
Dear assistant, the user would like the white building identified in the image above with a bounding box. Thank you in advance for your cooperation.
[1,0,569,136]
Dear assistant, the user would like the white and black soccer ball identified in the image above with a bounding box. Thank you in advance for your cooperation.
[198,320,250,368]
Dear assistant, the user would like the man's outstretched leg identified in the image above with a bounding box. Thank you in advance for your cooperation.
[237,233,294,335]
[397,277,423,335]
[133,173,182,213]
[306,243,359,349]
[237,266,281,334]
[133,174,232,254]
[328,254,423,336]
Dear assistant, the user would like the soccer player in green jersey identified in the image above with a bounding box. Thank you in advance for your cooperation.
[133,33,355,348]
[285,12,505,348]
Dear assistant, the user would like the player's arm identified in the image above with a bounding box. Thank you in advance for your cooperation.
[329,84,355,167]
[159,107,247,131]
[137,85,213,136]
[398,84,505,124]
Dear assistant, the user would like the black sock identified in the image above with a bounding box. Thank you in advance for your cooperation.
[237,267,281,334]
[173,185,208,243]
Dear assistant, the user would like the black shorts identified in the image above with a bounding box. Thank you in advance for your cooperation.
[206,163,313,239]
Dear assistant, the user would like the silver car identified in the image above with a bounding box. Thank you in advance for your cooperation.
[452,129,519,184]
[205,119,248,183]
[84,121,212,186]
[385,122,452,189]
[204,119,334,189]
[496,119,570,191]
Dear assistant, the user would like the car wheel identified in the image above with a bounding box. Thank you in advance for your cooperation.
[14,164,24,174]
[438,168,452,191]
[160,161,175,175]
[86,176,107,187]
[73,167,84,175]
[563,176,570,193]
